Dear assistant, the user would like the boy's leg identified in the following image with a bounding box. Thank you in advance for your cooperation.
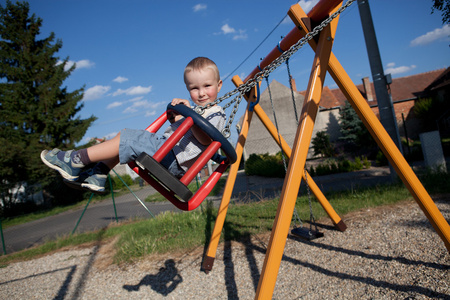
[41,132,121,181]
[86,132,121,164]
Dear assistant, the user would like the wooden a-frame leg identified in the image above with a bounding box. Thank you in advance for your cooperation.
[255,12,337,299]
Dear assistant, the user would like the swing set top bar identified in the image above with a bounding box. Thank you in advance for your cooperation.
[243,0,343,84]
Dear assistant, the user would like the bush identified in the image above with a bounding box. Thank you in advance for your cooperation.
[111,174,135,190]
[376,151,388,166]
[245,153,286,178]
[312,131,335,158]
[309,156,372,177]
[354,156,363,170]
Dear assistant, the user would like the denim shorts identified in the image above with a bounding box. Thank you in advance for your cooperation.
[119,128,184,177]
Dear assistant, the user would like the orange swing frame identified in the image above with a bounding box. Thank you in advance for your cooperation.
[199,1,450,299]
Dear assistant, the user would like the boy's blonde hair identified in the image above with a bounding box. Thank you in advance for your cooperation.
[184,57,220,83]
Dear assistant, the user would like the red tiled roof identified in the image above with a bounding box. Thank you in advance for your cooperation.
[306,68,447,109]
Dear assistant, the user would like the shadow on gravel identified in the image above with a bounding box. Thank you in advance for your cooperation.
[0,265,76,295]
[211,229,448,299]
[122,259,182,296]
[5,229,107,300]
[68,229,105,300]
[289,235,448,270]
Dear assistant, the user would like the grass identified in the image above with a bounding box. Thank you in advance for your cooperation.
[1,183,145,229]
[0,169,448,266]
[145,177,227,203]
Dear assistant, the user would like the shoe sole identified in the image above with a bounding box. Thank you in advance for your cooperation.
[41,150,78,181]
[63,180,107,195]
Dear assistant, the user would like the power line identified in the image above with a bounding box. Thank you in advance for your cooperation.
[222,15,289,83]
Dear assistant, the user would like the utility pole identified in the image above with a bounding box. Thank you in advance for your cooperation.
[357,0,403,177]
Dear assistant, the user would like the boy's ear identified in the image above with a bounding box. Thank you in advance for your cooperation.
[217,80,223,92]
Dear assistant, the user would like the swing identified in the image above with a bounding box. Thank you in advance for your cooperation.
[129,103,237,212]
[264,59,323,240]
[291,170,324,241]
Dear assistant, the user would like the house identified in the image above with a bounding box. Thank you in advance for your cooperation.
[240,68,449,160]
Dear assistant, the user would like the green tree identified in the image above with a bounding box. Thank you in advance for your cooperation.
[338,101,375,151]
[414,96,450,133]
[312,131,334,158]
[0,1,96,211]
[432,0,450,24]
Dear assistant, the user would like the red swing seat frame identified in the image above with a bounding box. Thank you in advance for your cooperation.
[128,104,236,211]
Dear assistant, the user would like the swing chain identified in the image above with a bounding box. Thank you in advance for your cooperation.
[304,169,319,234]
[195,0,354,132]
[222,93,243,138]
[285,58,300,126]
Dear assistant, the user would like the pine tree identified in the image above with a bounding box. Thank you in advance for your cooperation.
[312,131,335,158]
[0,1,96,210]
[338,101,375,151]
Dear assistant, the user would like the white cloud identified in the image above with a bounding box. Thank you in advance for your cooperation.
[113,76,129,83]
[107,96,144,109]
[75,59,95,69]
[104,132,118,140]
[384,63,416,75]
[410,24,450,46]
[219,23,248,41]
[193,4,206,12]
[233,29,248,40]
[129,96,145,102]
[386,62,396,68]
[145,110,157,117]
[122,99,163,114]
[112,85,152,96]
[107,101,123,109]
[83,85,111,101]
[221,24,235,34]
[298,0,320,13]
[58,59,95,71]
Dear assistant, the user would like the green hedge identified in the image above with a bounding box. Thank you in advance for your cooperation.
[309,156,371,176]
[245,152,286,178]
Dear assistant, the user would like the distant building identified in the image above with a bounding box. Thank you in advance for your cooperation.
[240,68,449,160]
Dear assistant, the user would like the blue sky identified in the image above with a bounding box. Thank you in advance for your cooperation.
[27,0,450,146]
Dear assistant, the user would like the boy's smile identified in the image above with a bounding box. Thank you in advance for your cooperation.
[185,68,222,106]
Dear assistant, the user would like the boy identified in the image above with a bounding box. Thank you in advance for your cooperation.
[41,57,225,193]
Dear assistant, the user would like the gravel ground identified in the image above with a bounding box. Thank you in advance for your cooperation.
[1,199,449,299]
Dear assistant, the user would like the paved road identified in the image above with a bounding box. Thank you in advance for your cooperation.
[2,167,393,254]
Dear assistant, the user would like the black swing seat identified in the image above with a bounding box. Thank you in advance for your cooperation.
[135,152,193,202]
[291,227,324,241]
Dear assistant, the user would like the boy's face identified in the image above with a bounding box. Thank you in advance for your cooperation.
[185,68,222,106]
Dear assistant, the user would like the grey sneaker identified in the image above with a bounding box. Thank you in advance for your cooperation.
[64,168,107,194]
[41,149,83,181]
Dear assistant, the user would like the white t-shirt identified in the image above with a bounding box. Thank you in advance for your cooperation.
[163,105,226,171]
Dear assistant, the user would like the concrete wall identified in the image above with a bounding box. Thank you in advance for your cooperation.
[241,80,342,160]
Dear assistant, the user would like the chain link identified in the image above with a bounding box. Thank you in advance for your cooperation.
[197,0,355,135]
[222,93,243,138]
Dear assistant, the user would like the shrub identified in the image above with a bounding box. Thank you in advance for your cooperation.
[338,159,353,173]
[245,153,286,178]
[312,131,335,158]
[362,156,371,168]
[111,174,135,190]
[315,163,331,176]
[354,156,363,170]
[376,151,388,166]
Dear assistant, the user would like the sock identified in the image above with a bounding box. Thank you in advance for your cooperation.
[72,149,91,166]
